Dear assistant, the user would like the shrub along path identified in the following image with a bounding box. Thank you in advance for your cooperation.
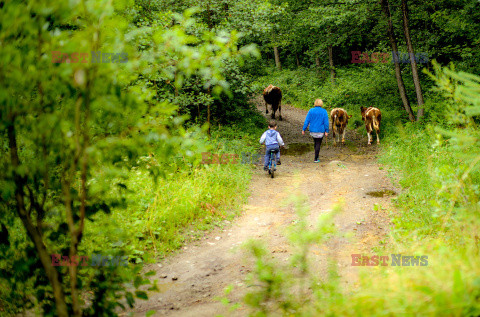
[130,99,396,316]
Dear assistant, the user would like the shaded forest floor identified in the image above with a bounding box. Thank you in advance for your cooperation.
[128,100,398,316]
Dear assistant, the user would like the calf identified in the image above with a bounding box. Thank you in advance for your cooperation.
[331,108,352,145]
[263,85,282,120]
[360,106,382,145]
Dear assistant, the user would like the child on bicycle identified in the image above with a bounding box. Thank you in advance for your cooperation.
[259,120,285,171]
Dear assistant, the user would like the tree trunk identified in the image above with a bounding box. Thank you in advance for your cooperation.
[206,1,213,30]
[295,52,300,68]
[328,45,335,84]
[8,122,69,317]
[207,87,211,136]
[402,0,425,121]
[224,3,229,16]
[381,0,415,122]
[207,103,211,136]
[315,55,321,74]
[274,46,282,70]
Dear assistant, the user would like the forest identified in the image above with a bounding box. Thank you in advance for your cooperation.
[1,0,479,316]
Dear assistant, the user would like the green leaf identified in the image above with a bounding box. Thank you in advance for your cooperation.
[135,290,149,300]
[126,291,135,308]
[146,310,156,317]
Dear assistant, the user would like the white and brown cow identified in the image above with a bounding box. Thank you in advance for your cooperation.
[331,108,352,145]
[360,106,382,145]
[263,85,282,120]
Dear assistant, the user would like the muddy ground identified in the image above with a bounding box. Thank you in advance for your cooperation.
[127,100,397,316]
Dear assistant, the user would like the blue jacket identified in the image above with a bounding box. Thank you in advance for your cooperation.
[302,107,329,133]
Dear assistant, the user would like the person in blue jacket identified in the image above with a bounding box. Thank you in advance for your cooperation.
[302,99,329,162]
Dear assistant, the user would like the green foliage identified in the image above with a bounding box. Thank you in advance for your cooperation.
[125,5,261,127]
[175,60,264,127]
[421,1,480,74]
[383,63,480,238]
[0,0,158,314]
[82,126,263,263]
[0,0,259,315]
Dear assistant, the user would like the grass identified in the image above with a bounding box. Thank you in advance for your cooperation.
[330,123,480,315]
[319,124,480,316]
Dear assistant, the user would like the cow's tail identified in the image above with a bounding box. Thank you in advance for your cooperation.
[373,115,380,132]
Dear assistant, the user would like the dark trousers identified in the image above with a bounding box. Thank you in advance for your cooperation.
[313,137,323,161]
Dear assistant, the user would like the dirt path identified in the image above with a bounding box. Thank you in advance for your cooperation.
[129,100,396,316]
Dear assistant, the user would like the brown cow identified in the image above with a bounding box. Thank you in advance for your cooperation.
[331,108,352,145]
[360,106,382,145]
[263,85,282,120]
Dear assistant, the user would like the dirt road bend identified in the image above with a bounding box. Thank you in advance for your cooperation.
[130,100,396,316]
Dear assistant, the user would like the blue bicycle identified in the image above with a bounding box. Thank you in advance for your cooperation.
[267,149,278,178]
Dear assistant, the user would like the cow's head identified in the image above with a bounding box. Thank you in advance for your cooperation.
[360,106,367,121]
[334,110,352,132]
[263,84,274,95]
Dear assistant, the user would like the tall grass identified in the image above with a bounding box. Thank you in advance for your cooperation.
[348,122,480,316]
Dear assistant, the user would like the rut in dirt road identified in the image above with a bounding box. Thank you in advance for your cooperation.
[129,101,396,317]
